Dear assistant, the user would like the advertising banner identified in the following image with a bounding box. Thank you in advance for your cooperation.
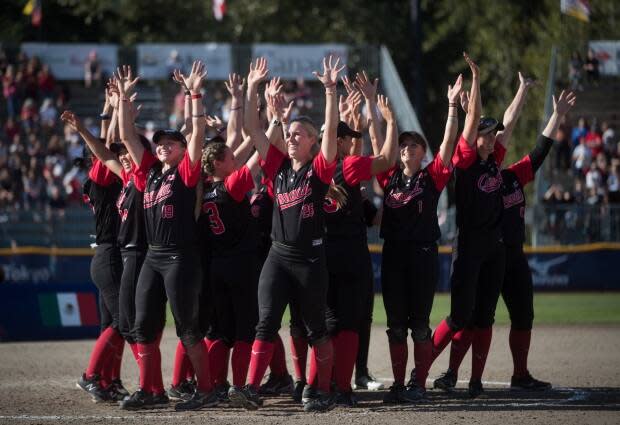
[137,43,232,79]
[251,44,348,80]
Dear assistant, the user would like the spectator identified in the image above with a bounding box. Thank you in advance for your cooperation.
[22,168,45,211]
[39,98,58,130]
[0,167,15,208]
[585,123,603,157]
[583,48,600,85]
[3,118,20,141]
[572,136,592,177]
[47,184,66,219]
[569,51,583,91]
[84,50,102,88]
[608,159,620,203]
[166,50,183,77]
[554,118,572,171]
[37,65,56,100]
[20,98,39,132]
[571,117,588,148]
[601,121,616,155]
[2,65,19,118]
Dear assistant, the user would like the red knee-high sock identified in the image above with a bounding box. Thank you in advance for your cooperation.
[129,343,140,364]
[448,328,474,373]
[171,341,188,387]
[186,340,213,393]
[307,348,318,387]
[388,341,408,386]
[413,339,433,389]
[509,329,531,378]
[333,331,358,392]
[431,319,455,361]
[97,330,124,388]
[85,327,119,379]
[231,341,252,387]
[313,339,334,393]
[151,332,164,394]
[137,342,158,391]
[269,334,289,377]
[290,336,309,382]
[208,339,230,386]
[112,341,125,380]
[247,340,275,389]
[471,327,493,381]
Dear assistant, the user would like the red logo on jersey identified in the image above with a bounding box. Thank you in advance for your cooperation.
[251,204,261,218]
[144,182,173,209]
[301,203,315,218]
[161,204,174,219]
[323,197,339,213]
[503,188,524,209]
[477,172,502,193]
[385,183,423,209]
[276,183,312,210]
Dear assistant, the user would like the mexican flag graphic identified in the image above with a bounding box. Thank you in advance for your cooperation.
[38,292,99,327]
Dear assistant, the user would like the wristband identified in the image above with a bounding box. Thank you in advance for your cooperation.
[230,105,242,111]
[121,98,129,102]
[449,103,458,107]
[99,114,111,120]
[192,113,205,118]
[191,94,202,100]
[271,119,282,127]
[324,82,337,88]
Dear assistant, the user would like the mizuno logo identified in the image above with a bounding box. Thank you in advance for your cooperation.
[251,350,266,355]
[170,256,178,260]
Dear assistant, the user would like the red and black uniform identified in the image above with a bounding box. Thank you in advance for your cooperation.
[132,149,210,395]
[323,156,374,393]
[116,166,147,345]
[199,165,259,387]
[378,153,452,388]
[246,145,336,395]
[250,177,274,264]
[431,135,507,383]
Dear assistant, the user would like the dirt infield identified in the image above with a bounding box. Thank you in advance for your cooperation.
[1,325,619,425]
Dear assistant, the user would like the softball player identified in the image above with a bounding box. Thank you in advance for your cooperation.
[228,56,342,413]
[433,90,576,392]
[114,63,215,411]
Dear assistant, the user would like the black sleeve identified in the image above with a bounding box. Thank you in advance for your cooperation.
[529,135,554,174]
[362,198,378,227]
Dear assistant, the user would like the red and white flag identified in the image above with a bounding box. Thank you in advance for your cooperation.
[213,0,226,21]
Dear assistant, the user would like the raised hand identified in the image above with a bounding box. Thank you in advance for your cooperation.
[264,76,282,99]
[339,95,351,121]
[553,90,577,116]
[104,78,115,106]
[205,115,223,130]
[377,94,394,122]
[172,69,189,90]
[180,60,207,93]
[108,80,121,109]
[354,70,379,100]
[60,110,84,133]
[248,57,269,87]
[313,55,345,88]
[460,91,470,114]
[115,65,140,95]
[129,94,141,122]
[225,73,245,99]
[447,74,463,103]
[518,71,537,90]
[341,75,355,95]
[463,52,479,78]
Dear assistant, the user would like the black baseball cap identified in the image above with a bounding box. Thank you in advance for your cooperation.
[203,135,225,147]
[337,121,362,139]
[110,135,152,154]
[152,129,187,145]
[478,117,505,135]
[398,131,427,150]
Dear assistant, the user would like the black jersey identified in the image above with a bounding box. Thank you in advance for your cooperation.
[501,155,534,246]
[261,145,336,249]
[135,150,201,247]
[83,159,122,245]
[452,136,507,236]
[199,165,257,257]
[116,167,146,248]
[250,180,273,239]
[379,153,452,243]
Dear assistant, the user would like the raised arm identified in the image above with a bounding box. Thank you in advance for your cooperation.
[100,78,114,139]
[264,77,290,154]
[224,73,245,150]
[355,71,383,155]
[180,60,208,167]
[462,53,481,147]
[313,55,345,163]
[496,72,537,148]
[233,135,255,170]
[116,66,144,165]
[173,69,193,138]
[61,110,123,177]
[243,57,272,159]
[439,74,463,166]
[369,95,398,174]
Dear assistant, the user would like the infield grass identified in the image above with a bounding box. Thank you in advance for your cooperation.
[167,292,620,327]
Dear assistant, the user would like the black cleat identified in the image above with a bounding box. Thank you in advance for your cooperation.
[403,383,426,402]
[76,374,110,403]
[214,382,231,403]
[433,369,457,392]
[292,380,306,403]
[228,385,262,410]
[119,389,162,410]
[354,373,384,391]
[174,389,219,411]
[406,368,417,388]
[150,392,170,407]
[334,390,358,407]
[167,380,195,401]
[468,379,484,398]
[259,373,294,395]
[511,373,552,391]
[303,390,336,412]
[382,384,408,404]
[301,384,317,404]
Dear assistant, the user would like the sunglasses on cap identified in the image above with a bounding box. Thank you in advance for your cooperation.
[152,129,187,145]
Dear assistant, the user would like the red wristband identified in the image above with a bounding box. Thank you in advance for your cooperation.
[191,94,202,100]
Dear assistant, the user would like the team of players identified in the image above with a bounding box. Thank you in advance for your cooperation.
[62,54,576,412]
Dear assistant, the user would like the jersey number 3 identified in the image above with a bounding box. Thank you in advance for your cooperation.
[203,202,226,235]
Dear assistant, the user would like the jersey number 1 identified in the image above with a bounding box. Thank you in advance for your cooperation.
[203,202,226,235]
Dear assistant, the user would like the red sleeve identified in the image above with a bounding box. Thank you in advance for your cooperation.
[507,155,534,187]
[133,150,158,192]
[451,135,477,169]
[88,158,116,186]
[224,165,255,202]
[494,141,507,166]
[312,152,337,184]
[260,145,287,181]
[427,152,453,192]
[342,155,373,186]
[120,167,132,187]
[178,150,201,188]
[376,166,398,189]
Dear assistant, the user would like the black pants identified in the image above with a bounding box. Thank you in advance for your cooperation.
[501,244,534,330]
[209,252,260,344]
[356,255,375,377]
[133,246,202,346]
[381,240,438,343]
[448,231,506,330]
[90,243,123,331]
[256,242,329,344]
[325,238,371,335]
[118,248,146,343]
